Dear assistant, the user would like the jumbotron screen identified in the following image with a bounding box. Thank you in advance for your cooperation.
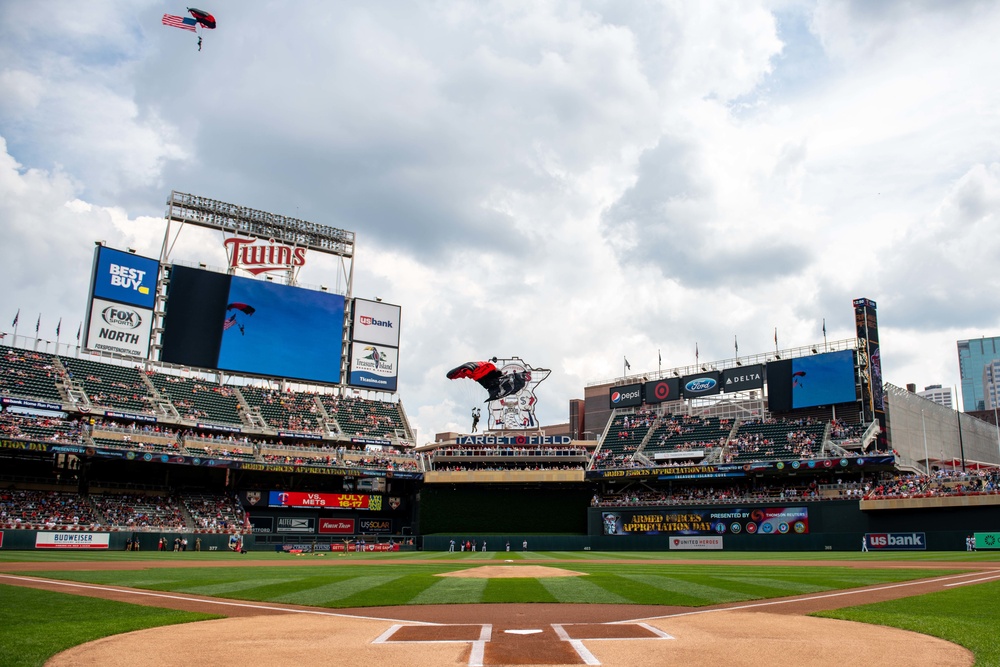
[160,265,345,383]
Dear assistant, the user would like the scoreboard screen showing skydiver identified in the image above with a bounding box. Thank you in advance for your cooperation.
[160,265,345,383]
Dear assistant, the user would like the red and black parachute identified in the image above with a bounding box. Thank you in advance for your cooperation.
[447,361,531,403]
[187,7,216,29]
[224,302,255,335]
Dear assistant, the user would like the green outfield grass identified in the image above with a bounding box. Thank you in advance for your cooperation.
[0,584,219,667]
[1,551,997,665]
[816,580,1000,666]
[1,548,998,564]
[0,554,968,608]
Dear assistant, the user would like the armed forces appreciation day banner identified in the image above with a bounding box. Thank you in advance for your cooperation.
[602,506,809,537]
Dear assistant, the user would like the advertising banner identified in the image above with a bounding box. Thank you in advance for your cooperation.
[348,342,398,392]
[644,378,681,405]
[1,397,63,411]
[91,246,159,310]
[974,532,1000,549]
[359,518,392,534]
[669,536,723,550]
[86,298,154,358]
[681,372,722,398]
[351,298,401,347]
[866,532,926,550]
[268,491,382,511]
[275,517,316,533]
[35,532,110,549]
[609,383,642,409]
[281,542,400,553]
[602,507,809,536]
[319,518,356,534]
[722,365,764,393]
[248,516,274,534]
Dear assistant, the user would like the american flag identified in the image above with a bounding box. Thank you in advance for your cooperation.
[223,314,238,330]
[162,14,198,32]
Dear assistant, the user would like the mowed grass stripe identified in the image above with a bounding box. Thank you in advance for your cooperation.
[708,575,830,596]
[182,578,304,597]
[482,577,558,603]
[273,575,404,605]
[333,573,443,607]
[617,574,754,605]
[539,576,632,603]
[409,576,489,604]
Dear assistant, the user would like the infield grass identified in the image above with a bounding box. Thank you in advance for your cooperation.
[1,551,998,665]
[816,580,1000,666]
[2,558,964,608]
[0,584,218,667]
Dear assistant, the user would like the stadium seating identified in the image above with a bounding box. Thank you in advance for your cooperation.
[641,415,730,462]
[147,372,243,425]
[0,345,63,402]
[320,395,408,439]
[60,356,155,414]
[592,413,654,468]
[239,385,324,432]
[0,488,100,529]
[727,418,826,463]
[90,492,187,531]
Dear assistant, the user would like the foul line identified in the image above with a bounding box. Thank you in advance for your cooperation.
[0,574,438,625]
[620,570,1000,623]
[944,572,1000,587]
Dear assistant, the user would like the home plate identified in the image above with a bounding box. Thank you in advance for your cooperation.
[505,629,542,635]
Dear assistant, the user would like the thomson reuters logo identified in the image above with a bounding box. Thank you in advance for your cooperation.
[100,306,141,329]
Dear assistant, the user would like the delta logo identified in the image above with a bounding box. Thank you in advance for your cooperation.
[359,315,393,329]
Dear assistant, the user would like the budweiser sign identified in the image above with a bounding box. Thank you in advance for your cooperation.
[223,237,306,275]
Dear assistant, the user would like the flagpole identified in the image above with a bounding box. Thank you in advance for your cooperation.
[823,318,828,351]
[12,308,19,345]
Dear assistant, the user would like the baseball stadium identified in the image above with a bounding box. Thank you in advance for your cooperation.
[1,193,998,667]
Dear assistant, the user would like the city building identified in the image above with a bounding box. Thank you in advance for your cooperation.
[916,384,954,409]
[957,336,1000,411]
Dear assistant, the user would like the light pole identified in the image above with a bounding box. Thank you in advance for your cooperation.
[921,409,930,475]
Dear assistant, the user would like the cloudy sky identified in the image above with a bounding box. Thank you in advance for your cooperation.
[2,1,999,440]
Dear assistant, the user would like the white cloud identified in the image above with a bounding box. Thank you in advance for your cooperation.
[3,1,1000,439]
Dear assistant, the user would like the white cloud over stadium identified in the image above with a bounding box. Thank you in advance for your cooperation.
[1,1,999,440]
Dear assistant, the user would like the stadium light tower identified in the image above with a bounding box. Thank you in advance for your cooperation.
[162,191,355,292]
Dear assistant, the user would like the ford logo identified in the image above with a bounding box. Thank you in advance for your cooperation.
[684,378,717,393]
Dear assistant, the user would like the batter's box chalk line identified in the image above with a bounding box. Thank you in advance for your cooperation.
[373,622,673,666]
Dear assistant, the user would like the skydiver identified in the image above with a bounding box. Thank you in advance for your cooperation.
[471,407,480,433]
[238,323,245,336]
[197,36,202,51]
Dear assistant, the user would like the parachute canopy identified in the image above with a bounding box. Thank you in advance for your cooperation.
[188,7,216,28]
[447,361,531,403]
[224,302,255,335]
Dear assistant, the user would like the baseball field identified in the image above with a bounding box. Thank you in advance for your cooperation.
[1,549,999,667]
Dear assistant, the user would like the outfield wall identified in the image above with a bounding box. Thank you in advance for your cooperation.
[422,499,999,552]
[0,530,253,552]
